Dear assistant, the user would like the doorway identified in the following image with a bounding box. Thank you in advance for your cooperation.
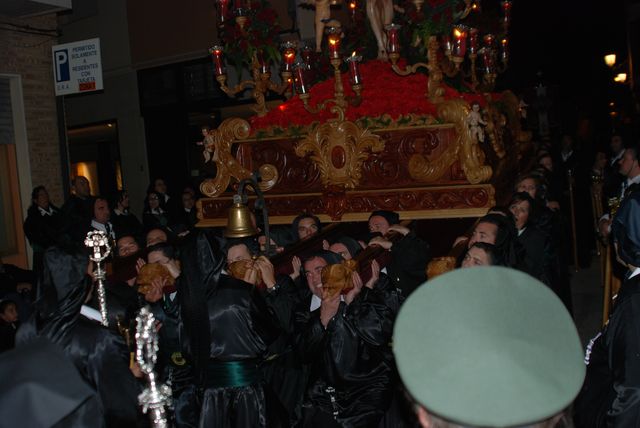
[67,120,123,197]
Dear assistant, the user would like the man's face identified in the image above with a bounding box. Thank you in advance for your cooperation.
[94,199,110,224]
[509,200,530,230]
[146,229,168,247]
[468,222,498,247]
[154,179,167,194]
[148,193,160,209]
[611,136,623,154]
[117,236,140,257]
[182,193,195,209]
[461,246,491,268]
[368,215,391,235]
[0,304,18,323]
[297,217,319,240]
[329,242,351,260]
[304,257,327,297]
[619,150,638,178]
[120,193,130,209]
[516,178,537,199]
[35,189,50,209]
[74,177,90,198]
[148,250,170,265]
[227,244,252,266]
[539,156,553,172]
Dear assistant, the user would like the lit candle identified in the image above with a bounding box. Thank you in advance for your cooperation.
[469,28,478,55]
[217,0,229,25]
[452,26,467,58]
[234,0,247,18]
[501,1,512,29]
[327,27,342,59]
[500,37,509,62]
[281,42,297,72]
[257,50,269,74]
[302,45,313,68]
[294,63,308,94]
[442,35,452,56]
[209,46,225,76]
[349,0,357,20]
[345,52,362,85]
[480,47,494,74]
[385,23,402,53]
[483,33,495,48]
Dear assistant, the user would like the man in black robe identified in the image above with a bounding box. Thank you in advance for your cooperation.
[15,246,141,427]
[179,231,286,427]
[61,176,94,244]
[296,251,395,427]
[366,210,430,297]
[574,187,640,426]
[23,185,64,275]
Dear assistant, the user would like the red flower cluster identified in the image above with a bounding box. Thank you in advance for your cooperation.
[250,60,493,132]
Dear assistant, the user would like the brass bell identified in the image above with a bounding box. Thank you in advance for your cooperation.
[224,201,258,238]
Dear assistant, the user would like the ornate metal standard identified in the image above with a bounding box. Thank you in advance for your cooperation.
[136,306,172,428]
[84,230,111,327]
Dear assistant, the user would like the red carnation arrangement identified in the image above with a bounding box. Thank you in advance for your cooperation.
[250,60,492,133]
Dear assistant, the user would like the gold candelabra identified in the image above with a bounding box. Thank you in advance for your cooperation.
[296,27,363,116]
[209,44,294,117]
[385,0,511,103]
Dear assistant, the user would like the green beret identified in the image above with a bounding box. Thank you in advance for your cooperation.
[393,266,585,427]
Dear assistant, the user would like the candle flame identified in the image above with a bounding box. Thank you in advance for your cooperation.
[453,28,463,38]
[349,1,356,10]
[351,51,356,58]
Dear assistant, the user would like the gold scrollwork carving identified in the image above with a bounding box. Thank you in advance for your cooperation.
[199,118,279,197]
[408,99,492,185]
[295,119,384,190]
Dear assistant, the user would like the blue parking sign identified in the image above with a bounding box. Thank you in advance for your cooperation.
[53,49,70,83]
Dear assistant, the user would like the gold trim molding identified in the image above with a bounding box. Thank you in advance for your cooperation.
[408,99,492,184]
[199,118,279,197]
[294,119,384,190]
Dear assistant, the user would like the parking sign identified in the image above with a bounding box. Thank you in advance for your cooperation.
[52,38,103,96]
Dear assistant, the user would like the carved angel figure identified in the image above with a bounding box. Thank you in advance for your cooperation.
[467,101,487,143]
[196,127,215,163]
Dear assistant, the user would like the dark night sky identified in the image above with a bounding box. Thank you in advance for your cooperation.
[499,0,629,141]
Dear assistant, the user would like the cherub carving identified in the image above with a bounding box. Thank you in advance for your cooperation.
[467,101,487,143]
[196,126,215,163]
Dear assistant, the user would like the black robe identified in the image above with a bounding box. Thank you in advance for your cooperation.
[574,274,640,427]
[111,210,143,240]
[23,204,64,274]
[262,274,308,424]
[386,231,430,298]
[297,289,395,428]
[179,232,285,428]
[516,225,551,284]
[16,247,141,427]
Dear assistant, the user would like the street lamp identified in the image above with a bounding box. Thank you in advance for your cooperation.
[614,73,627,84]
[604,53,616,68]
